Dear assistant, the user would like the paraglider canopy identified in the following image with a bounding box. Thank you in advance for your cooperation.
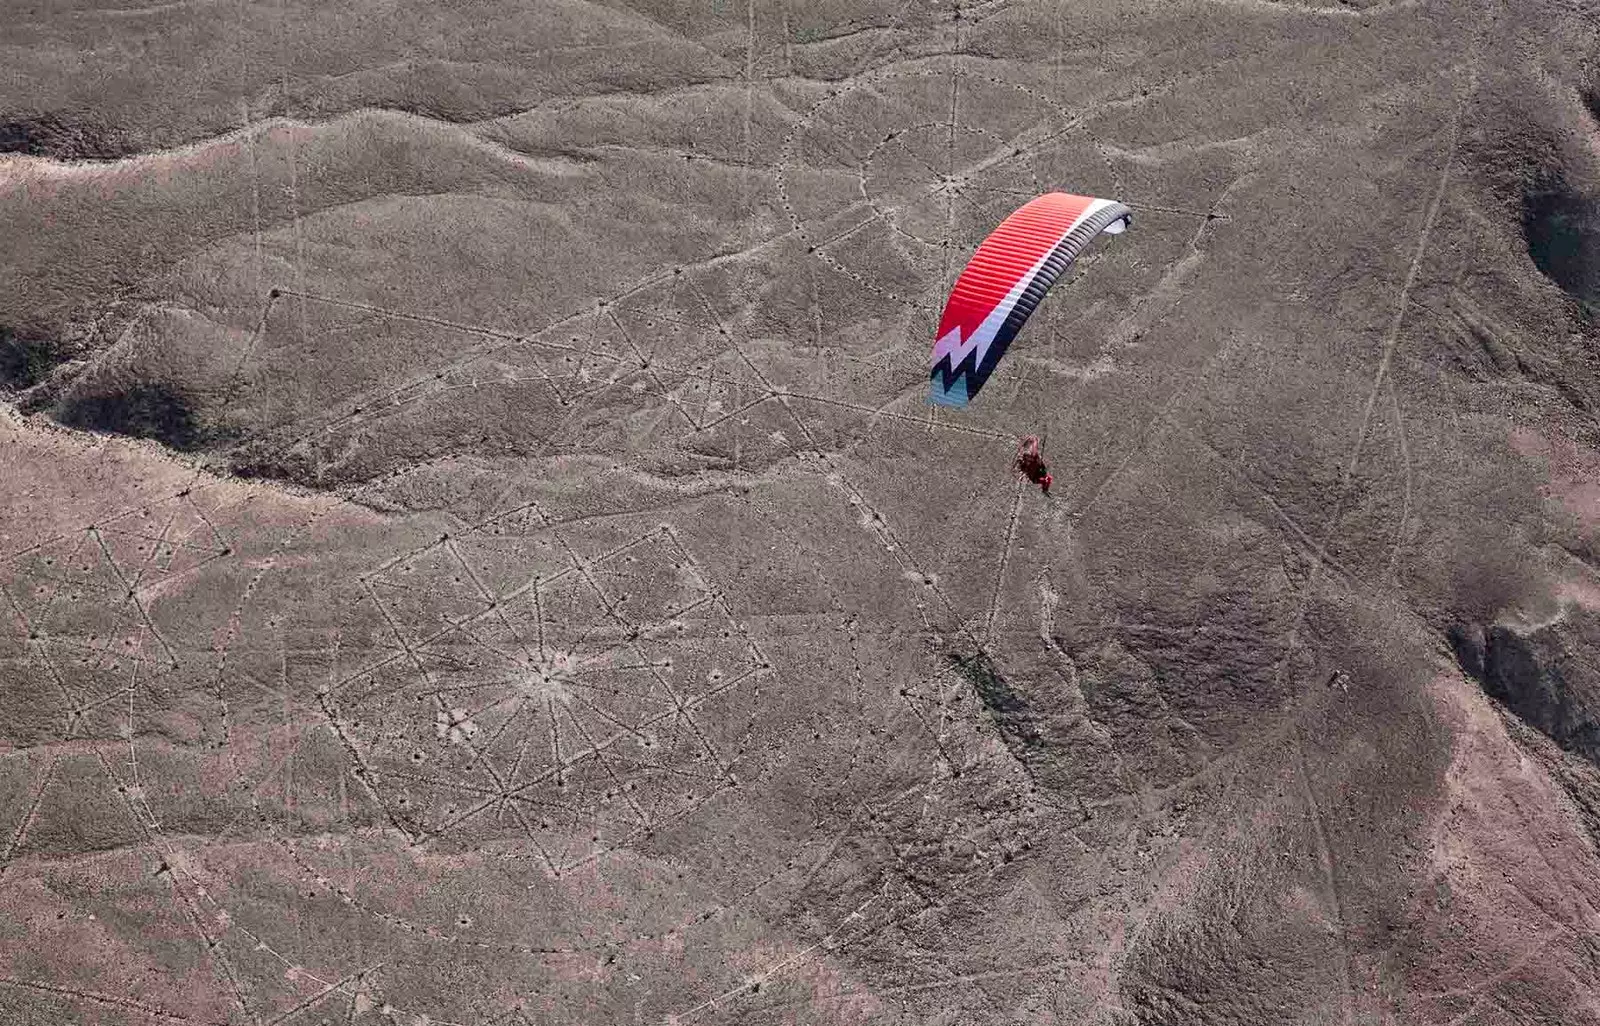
[929,192,1132,409]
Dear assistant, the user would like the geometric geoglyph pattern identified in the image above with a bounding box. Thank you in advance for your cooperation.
[326,501,767,873]
[4,487,228,741]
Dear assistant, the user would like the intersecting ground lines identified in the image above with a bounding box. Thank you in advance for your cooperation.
[0,977,208,1025]
[945,0,966,313]
[664,750,1049,1024]
[1293,730,1356,1026]
[1063,177,1255,523]
[264,252,724,439]
[0,475,434,1024]
[321,504,771,874]
[300,276,1024,497]
[1,482,236,738]
[1253,25,1493,1025]
[261,269,998,483]
[5,715,389,1025]
[775,51,1211,318]
[1272,2,1495,689]
[777,58,1086,311]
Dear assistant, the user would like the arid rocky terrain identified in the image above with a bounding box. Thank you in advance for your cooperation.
[6,0,1600,1022]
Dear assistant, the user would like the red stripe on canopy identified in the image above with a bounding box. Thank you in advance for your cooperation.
[935,192,1096,344]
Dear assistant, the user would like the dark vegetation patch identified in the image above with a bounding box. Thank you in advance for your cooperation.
[227,446,320,486]
[948,650,1042,754]
[0,327,63,390]
[1523,172,1600,310]
[950,650,1027,715]
[53,383,219,452]
[1449,621,1600,766]
[0,113,126,160]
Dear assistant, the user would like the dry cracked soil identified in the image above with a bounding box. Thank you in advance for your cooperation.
[6,0,1600,1023]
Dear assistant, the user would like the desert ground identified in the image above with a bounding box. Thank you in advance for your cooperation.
[5,0,1600,1022]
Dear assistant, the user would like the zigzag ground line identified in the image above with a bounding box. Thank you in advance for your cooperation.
[124,499,187,594]
[939,116,1082,188]
[96,522,223,554]
[1175,424,1357,582]
[277,279,652,434]
[277,287,559,347]
[382,497,693,563]
[30,641,89,728]
[606,307,705,430]
[683,275,823,454]
[809,211,885,252]
[124,546,235,601]
[822,468,988,655]
[179,489,232,554]
[324,358,721,442]
[130,554,235,601]
[685,392,780,434]
[659,525,778,670]
[316,691,420,845]
[10,527,95,633]
[0,631,96,721]
[302,264,870,444]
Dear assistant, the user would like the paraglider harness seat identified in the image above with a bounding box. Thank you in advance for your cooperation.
[1016,435,1052,494]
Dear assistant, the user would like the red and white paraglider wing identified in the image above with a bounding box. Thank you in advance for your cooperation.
[929,192,1132,408]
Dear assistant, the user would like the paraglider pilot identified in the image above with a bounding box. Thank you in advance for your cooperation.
[1016,435,1052,495]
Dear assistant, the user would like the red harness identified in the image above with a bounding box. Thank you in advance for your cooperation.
[1016,436,1052,493]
